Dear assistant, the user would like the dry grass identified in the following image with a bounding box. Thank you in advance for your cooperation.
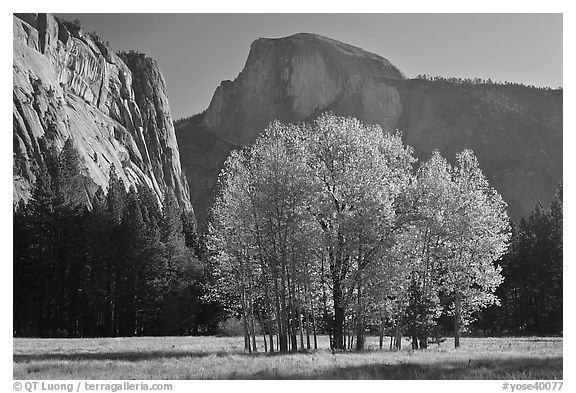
[13,335,562,380]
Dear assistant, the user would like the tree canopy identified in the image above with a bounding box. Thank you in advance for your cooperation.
[207,113,511,351]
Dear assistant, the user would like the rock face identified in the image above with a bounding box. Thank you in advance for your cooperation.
[176,32,562,225]
[13,14,192,211]
[202,33,404,146]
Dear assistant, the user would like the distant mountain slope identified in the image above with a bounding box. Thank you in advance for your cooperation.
[13,13,193,211]
[392,78,562,220]
[175,33,562,225]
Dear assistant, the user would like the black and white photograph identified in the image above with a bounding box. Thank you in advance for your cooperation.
[9,5,566,385]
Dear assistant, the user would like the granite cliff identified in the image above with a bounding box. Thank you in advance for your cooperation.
[176,32,562,224]
[202,33,405,146]
[13,13,192,211]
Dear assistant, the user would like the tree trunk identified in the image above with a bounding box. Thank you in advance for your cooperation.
[237,256,251,352]
[333,301,345,350]
[344,320,347,350]
[321,258,332,350]
[279,258,290,352]
[255,294,267,353]
[261,262,274,353]
[274,286,286,352]
[247,275,258,352]
[312,309,318,350]
[395,325,402,350]
[355,279,364,351]
[288,318,294,351]
[454,291,461,349]
[332,276,345,350]
[412,336,419,350]
[304,283,316,349]
[264,293,273,353]
[268,331,274,353]
[290,320,297,351]
[419,336,428,349]
[262,324,268,353]
[239,277,251,352]
[287,270,297,352]
[350,323,354,350]
[345,319,349,350]
[379,318,384,350]
[275,273,288,352]
[242,312,250,353]
[305,307,311,350]
[303,262,316,350]
[249,311,257,352]
[298,307,305,350]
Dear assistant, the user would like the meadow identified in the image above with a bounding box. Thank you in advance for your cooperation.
[13,335,562,380]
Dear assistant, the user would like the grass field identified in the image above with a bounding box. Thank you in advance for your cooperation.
[13,335,562,380]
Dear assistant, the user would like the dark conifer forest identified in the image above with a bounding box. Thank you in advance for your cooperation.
[474,185,563,336]
[13,138,221,337]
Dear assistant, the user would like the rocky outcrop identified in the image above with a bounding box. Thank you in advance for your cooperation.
[176,32,562,225]
[13,14,192,211]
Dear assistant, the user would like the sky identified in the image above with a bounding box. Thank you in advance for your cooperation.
[55,13,563,120]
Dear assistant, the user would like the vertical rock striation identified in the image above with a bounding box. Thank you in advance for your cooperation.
[13,13,192,211]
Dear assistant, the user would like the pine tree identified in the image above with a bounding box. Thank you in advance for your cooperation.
[158,190,202,334]
[59,138,88,207]
[26,163,58,336]
[105,166,127,335]
[13,201,31,336]
[548,184,563,333]
[84,186,112,336]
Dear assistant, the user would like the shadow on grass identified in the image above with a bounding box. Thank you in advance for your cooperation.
[247,356,563,380]
[13,349,317,362]
[524,338,563,343]
[14,349,562,380]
